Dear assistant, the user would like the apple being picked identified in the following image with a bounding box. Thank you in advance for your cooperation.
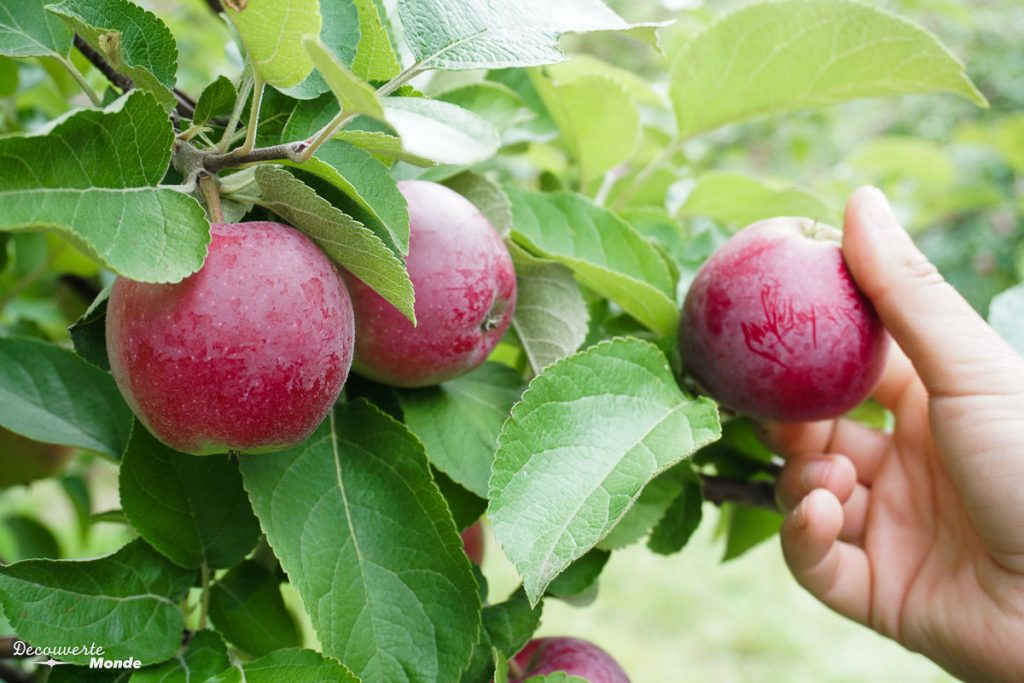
[678,217,889,422]
[511,637,630,683]
[344,180,516,388]
[106,221,355,455]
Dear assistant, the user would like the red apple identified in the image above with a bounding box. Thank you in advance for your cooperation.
[0,427,73,488]
[461,521,484,565]
[511,637,630,683]
[106,221,354,455]
[678,218,889,421]
[344,180,516,388]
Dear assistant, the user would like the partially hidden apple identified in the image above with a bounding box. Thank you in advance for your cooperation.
[106,221,355,455]
[344,180,516,388]
[461,521,484,565]
[0,427,73,488]
[511,637,630,683]
[678,217,889,422]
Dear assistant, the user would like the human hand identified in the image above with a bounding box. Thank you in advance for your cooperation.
[762,187,1024,683]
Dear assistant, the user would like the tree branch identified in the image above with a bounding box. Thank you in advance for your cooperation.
[73,34,133,93]
[73,34,195,119]
[700,474,778,511]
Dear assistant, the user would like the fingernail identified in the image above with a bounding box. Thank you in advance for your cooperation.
[860,186,897,231]
[801,459,833,491]
[792,498,810,530]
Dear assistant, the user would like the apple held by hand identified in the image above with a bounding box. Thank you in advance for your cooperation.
[511,637,630,683]
[679,218,889,421]
[107,222,355,455]
[344,180,517,388]
[0,427,73,488]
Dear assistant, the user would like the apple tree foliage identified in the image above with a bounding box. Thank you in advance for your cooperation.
[0,0,1009,680]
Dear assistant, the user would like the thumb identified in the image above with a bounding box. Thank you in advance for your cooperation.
[842,186,1022,397]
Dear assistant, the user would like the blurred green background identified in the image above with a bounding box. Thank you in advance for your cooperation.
[1,0,1021,681]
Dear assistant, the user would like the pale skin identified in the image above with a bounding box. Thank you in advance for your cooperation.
[762,186,1024,683]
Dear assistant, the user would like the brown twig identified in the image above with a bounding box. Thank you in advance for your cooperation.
[700,474,778,511]
[73,34,133,93]
[205,0,224,13]
[0,637,17,659]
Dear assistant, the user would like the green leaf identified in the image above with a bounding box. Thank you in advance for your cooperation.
[433,468,487,532]
[280,0,359,100]
[193,75,236,127]
[351,0,400,81]
[399,363,524,498]
[546,549,609,598]
[131,630,231,683]
[489,338,721,604]
[598,465,691,551]
[648,473,703,556]
[508,245,589,374]
[47,0,178,110]
[60,473,93,540]
[208,649,359,683]
[225,0,321,88]
[0,0,72,57]
[0,337,132,459]
[119,424,261,569]
[254,166,415,324]
[722,504,784,561]
[384,97,501,165]
[460,586,543,683]
[679,171,837,226]
[545,54,663,107]
[304,37,384,121]
[0,91,209,283]
[443,171,513,237]
[669,0,987,139]
[437,82,532,133]
[68,286,110,370]
[989,283,1024,356]
[396,0,656,71]
[533,72,640,186]
[240,401,482,683]
[279,107,410,256]
[334,129,435,166]
[0,539,194,665]
[48,667,131,683]
[507,188,678,336]
[523,674,589,683]
[4,515,61,560]
[208,561,300,657]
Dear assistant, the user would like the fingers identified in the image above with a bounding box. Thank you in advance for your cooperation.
[781,489,871,625]
[776,455,870,544]
[842,187,1024,397]
[776,454,857,510]
[759,419,889,485]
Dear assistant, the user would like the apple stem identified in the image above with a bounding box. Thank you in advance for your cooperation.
[198,173,225,224]
[217,74,254,153]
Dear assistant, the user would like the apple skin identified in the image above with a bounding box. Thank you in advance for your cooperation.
[0,427,73,488]
[461,521,484,565]
[511,637,630,683]
[678,217,889,422]
[106,222,355,455]
[343,180,517,388]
